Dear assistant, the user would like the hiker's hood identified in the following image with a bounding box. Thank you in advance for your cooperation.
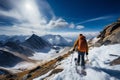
[79,35,86,40]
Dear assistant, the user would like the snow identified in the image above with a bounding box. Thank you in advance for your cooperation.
[29,49,58,61]
[9,48,64,71]
[91,37,100,44]
[65,38,73,43]
[29,47,70,62]
[34,44,120,80]
[89,44,120,68]
[1,47,70,74]
[12,61,36,70]
[42,34,70,46]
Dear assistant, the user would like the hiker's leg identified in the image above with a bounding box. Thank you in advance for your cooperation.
[77,52,81,64]
[81,52,85,69]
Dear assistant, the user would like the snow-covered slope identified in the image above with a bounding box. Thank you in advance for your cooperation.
[29,47,70,62]
[42,34,71,46]
[34,44,120,80]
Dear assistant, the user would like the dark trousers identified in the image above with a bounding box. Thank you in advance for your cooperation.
[77,51,85,67]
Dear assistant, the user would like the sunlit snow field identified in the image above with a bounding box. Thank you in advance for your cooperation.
[34,44,120,80]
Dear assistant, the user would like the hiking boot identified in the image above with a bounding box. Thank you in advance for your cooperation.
[77,63,80,66]
[81,66,86,69]
[81,69,87,75]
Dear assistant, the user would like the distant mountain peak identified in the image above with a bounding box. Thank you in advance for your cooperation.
[42,34,73,46]
[23,34,51,51]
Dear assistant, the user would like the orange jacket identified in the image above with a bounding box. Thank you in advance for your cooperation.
[73,35,88,53]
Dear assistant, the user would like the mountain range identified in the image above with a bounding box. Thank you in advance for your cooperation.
[0,34,71,67]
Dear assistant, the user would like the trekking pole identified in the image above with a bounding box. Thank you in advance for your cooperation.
[70,51,73,66]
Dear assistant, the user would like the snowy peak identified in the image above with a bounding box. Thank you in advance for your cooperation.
[42,34,71,46]
[23,34,51,50]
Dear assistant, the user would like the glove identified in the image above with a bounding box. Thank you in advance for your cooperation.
[86,52,88,55]
[72,48,75,51]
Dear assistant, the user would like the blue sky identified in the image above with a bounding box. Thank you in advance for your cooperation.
[47,0,120,31]
[0,0,120,37]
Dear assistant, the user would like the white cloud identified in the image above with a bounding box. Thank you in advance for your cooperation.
[0,17,70,36]
[0,0,53,27]
[0,9,23,22]
[76,25,84,29]
[37,0,55,18]
[69,23,75,29]
[77,16,113,24]
[13,0,47,24]
[0,0,98,37]
[47,18,68,29]
[0,26,47,36]
[0,0,72,35]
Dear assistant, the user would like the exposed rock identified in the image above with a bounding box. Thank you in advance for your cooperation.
[110,57,120,66]
[0,50,24,67]
[42,68,63,80]
[0,41,3,47]
[4,41,34,56]
[94,18,120,46]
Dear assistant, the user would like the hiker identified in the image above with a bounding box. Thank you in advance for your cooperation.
[72,34,88,69]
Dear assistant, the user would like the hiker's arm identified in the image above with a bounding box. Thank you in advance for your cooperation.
[73,39,78,51]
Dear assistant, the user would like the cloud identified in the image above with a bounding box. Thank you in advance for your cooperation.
[69,23,75,29]
[0,0,53,26]
[69,23,84,30]
[47,18,68,29]
[37,0,55,19]
[0,25,48,36]
[76,25,84,29]
[0,18,70,36]
[0,0,73,35]
[77,16,113,24]
[0,0,88,36]
[14,0,47,24]
[0,9,23,21]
